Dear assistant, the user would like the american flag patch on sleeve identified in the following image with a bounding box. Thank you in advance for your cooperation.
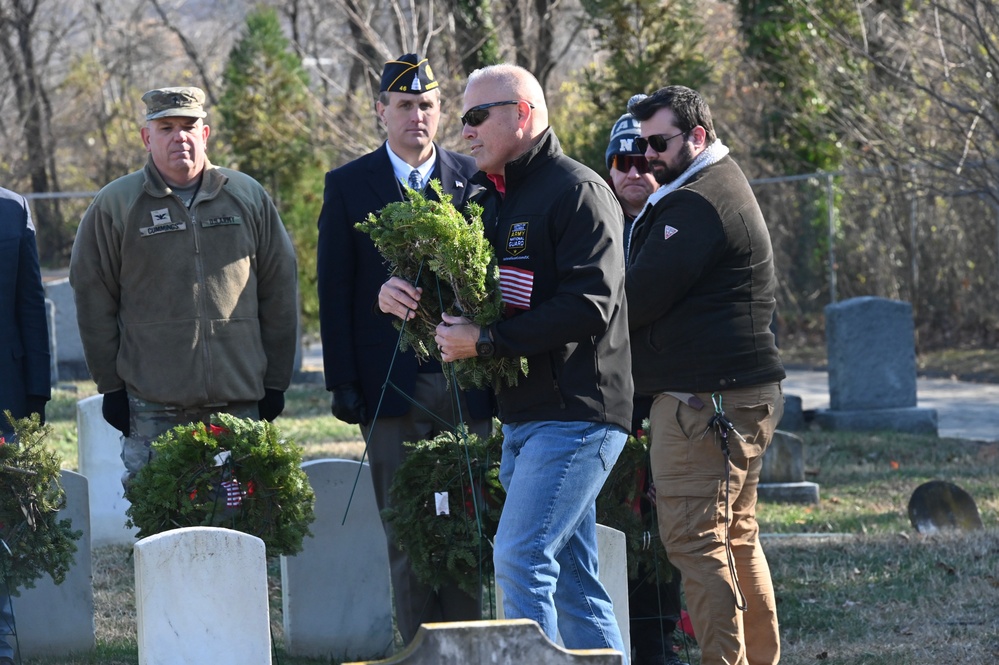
[499,265,534,310]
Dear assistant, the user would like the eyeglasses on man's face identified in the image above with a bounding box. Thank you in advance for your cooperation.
[635,130,687,153]
[460,100,535,127]
[611,154,651,174]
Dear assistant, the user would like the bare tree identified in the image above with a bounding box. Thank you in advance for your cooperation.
[761,0,999,347]
[499,0,554,88]
[0,0,79,262]
[145,0,220,102]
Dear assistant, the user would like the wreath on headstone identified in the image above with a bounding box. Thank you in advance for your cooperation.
[385,424,672,593]
[355,180,528,390]
[0,413,82,594]
[125,413,316,557]
[382,428,506,597]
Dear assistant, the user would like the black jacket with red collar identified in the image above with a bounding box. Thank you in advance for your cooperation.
[475,128,633,431]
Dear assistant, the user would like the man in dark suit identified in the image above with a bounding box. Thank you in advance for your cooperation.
[316,53,492,645]
[0,186,52,665]
[0,188,50,440]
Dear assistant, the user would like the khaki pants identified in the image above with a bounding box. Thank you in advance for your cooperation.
[649,383,783,665]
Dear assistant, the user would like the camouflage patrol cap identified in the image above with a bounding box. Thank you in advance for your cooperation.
[141,87,208,120]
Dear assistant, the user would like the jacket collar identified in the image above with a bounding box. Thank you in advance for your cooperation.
[635,140,730,222]
[503,127,560,190]
[142,155,227,200]
[472,127,561,193]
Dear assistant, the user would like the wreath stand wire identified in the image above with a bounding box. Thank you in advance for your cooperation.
[0,544,22,665]
[339,259,497,620]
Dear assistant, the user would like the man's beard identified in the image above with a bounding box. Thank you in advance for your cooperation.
[651,142,695,186]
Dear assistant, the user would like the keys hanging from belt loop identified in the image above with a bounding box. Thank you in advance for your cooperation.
[709,391,749,612]
[708,392,746,455]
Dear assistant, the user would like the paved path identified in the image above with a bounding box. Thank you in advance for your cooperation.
[302,341,998,443]
[784,369,999,442]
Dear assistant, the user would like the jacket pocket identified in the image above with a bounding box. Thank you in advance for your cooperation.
[119,319,205,405]
[206,317,267,400]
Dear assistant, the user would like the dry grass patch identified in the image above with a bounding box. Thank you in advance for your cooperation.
[91,545,135,645]
[768,529,999,664]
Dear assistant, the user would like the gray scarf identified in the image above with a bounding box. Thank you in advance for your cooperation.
[626,140,730,260]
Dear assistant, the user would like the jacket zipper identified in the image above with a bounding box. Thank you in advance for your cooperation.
[185,192,214,400]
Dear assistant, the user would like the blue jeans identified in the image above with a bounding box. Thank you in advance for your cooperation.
[495,420,628,659]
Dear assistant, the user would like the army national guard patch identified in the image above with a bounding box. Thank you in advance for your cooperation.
[507,221,528,256]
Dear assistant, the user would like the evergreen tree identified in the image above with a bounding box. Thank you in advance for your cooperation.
[558,0,711,172]
[218,7,322,330]
[736,0,856,174]
[218,7,314,199]
[447,0,501,73]
[735,0,868,306]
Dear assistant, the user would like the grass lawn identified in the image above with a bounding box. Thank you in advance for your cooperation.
[759,431,999,664]
[14,380,999,664]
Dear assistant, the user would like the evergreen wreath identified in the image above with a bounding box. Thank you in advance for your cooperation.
[382,427,505,597]
[125,413,315,557]
[0,413,82,595]
[385,424,671,593]
[355,180,528,390]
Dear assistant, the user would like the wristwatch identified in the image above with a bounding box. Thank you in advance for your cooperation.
[476,325,495,358]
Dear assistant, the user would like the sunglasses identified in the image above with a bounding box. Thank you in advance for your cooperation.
[460,100,535,127]
[611,154,651,174]
[635,130,687,153]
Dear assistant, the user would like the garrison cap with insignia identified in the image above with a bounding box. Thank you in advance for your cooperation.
[380,53,439,94]
[142,86,208,121]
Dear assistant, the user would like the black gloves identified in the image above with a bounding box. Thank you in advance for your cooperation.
[101,387,286,431]
[102,389,130,436]
[331,382,368,425]
[25,395,48,425]
[258,388,286,422]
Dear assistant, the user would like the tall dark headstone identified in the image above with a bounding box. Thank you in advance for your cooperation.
[815,297,937,434]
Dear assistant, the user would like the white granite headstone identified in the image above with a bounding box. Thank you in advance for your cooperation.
[13,470,95,657]
[45,298,57,385]
[77,394,137,546]
[134,527,271,665]
[281,459,393,660]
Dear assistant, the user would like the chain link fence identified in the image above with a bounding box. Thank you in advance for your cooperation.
[753,167,999,349]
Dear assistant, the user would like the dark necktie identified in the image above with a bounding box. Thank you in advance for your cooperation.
[408,169,422,191]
